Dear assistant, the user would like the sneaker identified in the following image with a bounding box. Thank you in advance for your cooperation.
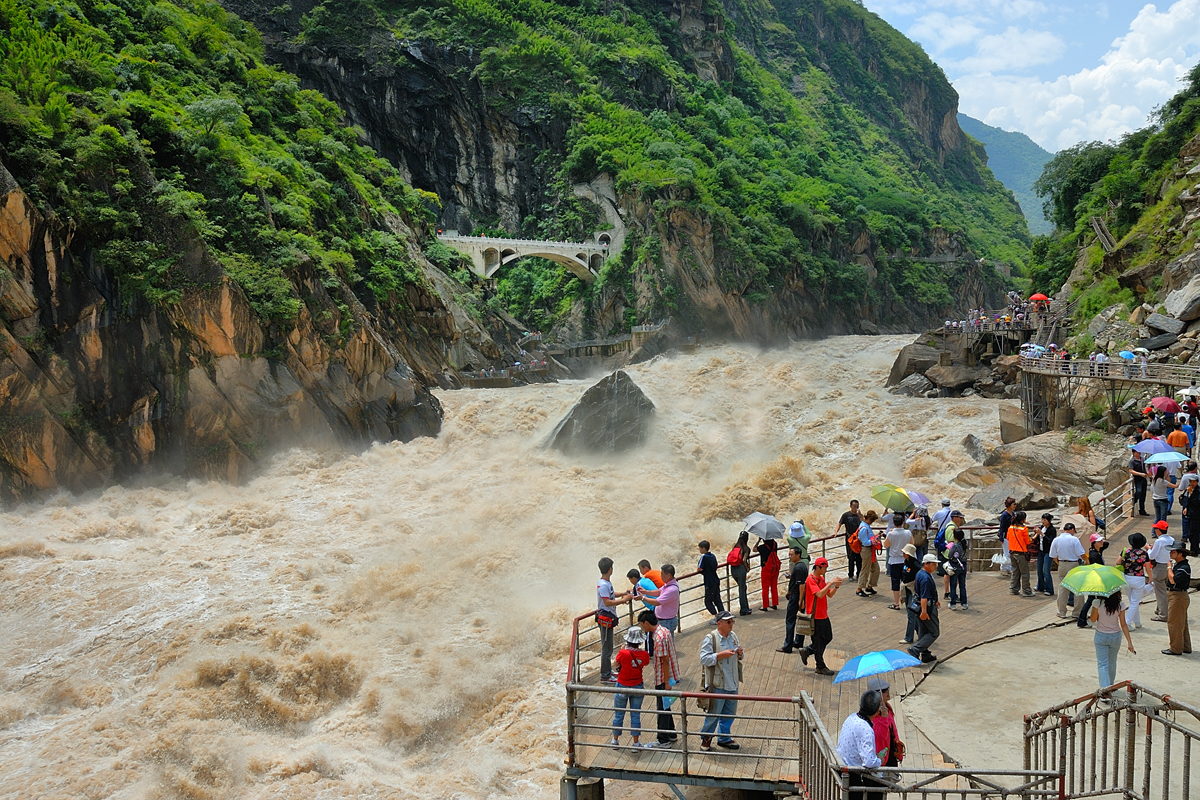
[700,737,713,751]
[799,649,810,666]
[1044,592,1054,597]
[717,740,741,750]
[776,647,794,653]
[602,676,618,684]
[961,604,968,611]
[856,590,869,598]
[948,603,957,610]
[920,652,938,663]
[907,645,921,659]
[632,742,649,749]
[944,592,951,599]
[1023,592,1034,597]
[1056,613,1070,619]
[899,639,913,644]
[866,588,878,595]
[611,738,620,747]
[815,666,836,676]
[739,610,753,616]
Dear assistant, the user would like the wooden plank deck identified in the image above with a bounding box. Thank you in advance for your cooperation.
[572,565,1051,789]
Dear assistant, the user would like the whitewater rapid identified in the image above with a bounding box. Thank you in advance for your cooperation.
[0,336,996,798]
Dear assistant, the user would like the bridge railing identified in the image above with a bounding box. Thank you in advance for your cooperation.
[1019,356,1200,386]
[436,234,608,250]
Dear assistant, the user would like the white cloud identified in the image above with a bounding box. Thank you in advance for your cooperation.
[909,11,985,53]
[954,0,1200,150]
[949,26,1065,73]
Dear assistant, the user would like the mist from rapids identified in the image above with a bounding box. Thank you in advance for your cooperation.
[0,336,997,799]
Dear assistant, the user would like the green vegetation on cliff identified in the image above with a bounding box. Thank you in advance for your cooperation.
[957,114,1054,236]
[1028,63,1200,306]
[0,0,435,321]
[290,0,1029,328]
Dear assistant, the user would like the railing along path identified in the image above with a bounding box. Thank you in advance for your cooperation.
[1019,356,1200,387]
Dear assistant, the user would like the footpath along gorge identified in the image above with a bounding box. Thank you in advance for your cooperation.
[3,0,1200,795]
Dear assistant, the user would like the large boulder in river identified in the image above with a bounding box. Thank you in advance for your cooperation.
[925,364,986,391]
[887,343,940,386]
[547,371,655,454]
[999,402,1027,444]
[889,372,934,397]
[981,431,1127,496]
[967,474,1059,511]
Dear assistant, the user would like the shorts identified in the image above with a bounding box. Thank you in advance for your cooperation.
[888,563,905,591]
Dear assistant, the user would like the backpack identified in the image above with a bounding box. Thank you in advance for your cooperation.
[849,535,863,554]
[726,547,743,567]
[936,523,954,556]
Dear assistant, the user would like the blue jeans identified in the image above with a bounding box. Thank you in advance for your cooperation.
[949,570,967,605]
[658,616,677,634]
[1036,553,1053,593]
[1168,487,1175,513]
[700,688,738,742]
[1094,631,1122,688]
[613,685,644,738]
[1155,499,1169,523]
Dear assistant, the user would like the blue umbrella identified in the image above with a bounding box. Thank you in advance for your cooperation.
[833,649,922,684]
[1146,451,1189,465]
[1133,438,1175,455]
[905,490,932,506]
[1119,351,1135,360]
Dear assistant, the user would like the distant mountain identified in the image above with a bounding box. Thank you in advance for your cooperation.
[958,115,1055,236]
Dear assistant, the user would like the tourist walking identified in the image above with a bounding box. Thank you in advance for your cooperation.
[836,691,885,800]
[1076,535,1109,627]
[998,497,1017,575]
[728,531,753,616]
[1007,510,1034,596]
[597,557,632,683]
[1050,524,1086,618]
[641,563,679,633]
[698,541,725,621]
[800,557,844,675]
[884,515,912,610]
[910,554,941,662]
[838,500,864,580]
[777,547,809,653]
[1163,545,1193,656]
[1151,467,1177,523]
[637,610,679,747]
[1036,513,1057,596]
[899,543,920,646]
[699,611,743,750]
[1090,590,1135,688]
[868,677,904,767]
[756,535,781,610]
[611,627,650,747]
[947,526,969,610]
[1149,522,1175,622]
[856,510,881,597]
[1120,535,1152,628]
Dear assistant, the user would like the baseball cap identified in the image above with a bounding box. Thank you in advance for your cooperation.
[1153,520,1169,531]
[950,509,964,518]
[1171,543,1188,553]
[867,677,890,691]
[715,611,735,622]
[902,543,917,557]
[922,554,939,564]
[1090,533,1104,543]
[941,498,951,506]
[812,557,829,567]
[624,627,644,644]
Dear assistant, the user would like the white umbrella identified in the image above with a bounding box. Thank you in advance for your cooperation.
[1177,387,1200,398]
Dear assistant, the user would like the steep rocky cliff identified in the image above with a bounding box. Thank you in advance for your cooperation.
[0,163,522,502]
[221,0,1026,338]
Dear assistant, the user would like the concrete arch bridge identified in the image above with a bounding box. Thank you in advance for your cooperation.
[436,233,609,283]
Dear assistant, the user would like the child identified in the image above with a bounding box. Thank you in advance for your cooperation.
[698,540,725,621]
[612,627,651,748]
[1077,534,1109,627]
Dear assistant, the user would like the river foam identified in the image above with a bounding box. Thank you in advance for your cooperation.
[0,336,996,798]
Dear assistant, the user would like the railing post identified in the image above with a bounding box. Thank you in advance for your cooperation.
[1126,686,1137,796]
[680,696,690,776]
[566,686,577,769]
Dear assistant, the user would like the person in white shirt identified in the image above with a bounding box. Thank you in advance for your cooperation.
[1148,522,1176,621]
[1049,523,1086,618]
[883,521,912,611]
[837,690,885,800]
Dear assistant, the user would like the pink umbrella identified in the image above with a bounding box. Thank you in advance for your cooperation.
[1150,396,1181,414]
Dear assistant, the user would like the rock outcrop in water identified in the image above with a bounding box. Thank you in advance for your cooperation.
[547,371,655,455]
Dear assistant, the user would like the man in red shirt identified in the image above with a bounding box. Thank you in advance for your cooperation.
[612,627,652,748]
[799,557,845,676]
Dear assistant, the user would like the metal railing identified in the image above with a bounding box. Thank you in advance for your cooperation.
[1019,356,1200,387]
[1097,477,1134,531]
[1024,682,1200,800]
[436,234,608,250]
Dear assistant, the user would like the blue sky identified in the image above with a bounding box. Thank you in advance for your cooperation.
[862,0,1200,152]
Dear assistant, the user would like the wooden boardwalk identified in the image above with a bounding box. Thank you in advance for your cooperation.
[571,567,1053,791]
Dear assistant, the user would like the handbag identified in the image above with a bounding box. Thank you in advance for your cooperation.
[794,612,815,636]
[1051,558,1059,572]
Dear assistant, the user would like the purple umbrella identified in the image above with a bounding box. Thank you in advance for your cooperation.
[905,490,932,506]
[1133,438,1174,455]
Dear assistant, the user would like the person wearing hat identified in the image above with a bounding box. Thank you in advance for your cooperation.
[699,611,743,750]
[1049,523,1086,618]
[910,554,941,662]
[938,510,966,598]
[777,546,809,654]
[786,520,811,564]
[611,627,651,748]
[868,676,904,768]
[799,557,844,676]
[1148,521,1176,622]
[929,499,952,560]
[1163,544,1192,656]
[899,543,921,646]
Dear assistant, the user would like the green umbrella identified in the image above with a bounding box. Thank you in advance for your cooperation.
[870,484,913,512]
[1060,564,1127,597]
